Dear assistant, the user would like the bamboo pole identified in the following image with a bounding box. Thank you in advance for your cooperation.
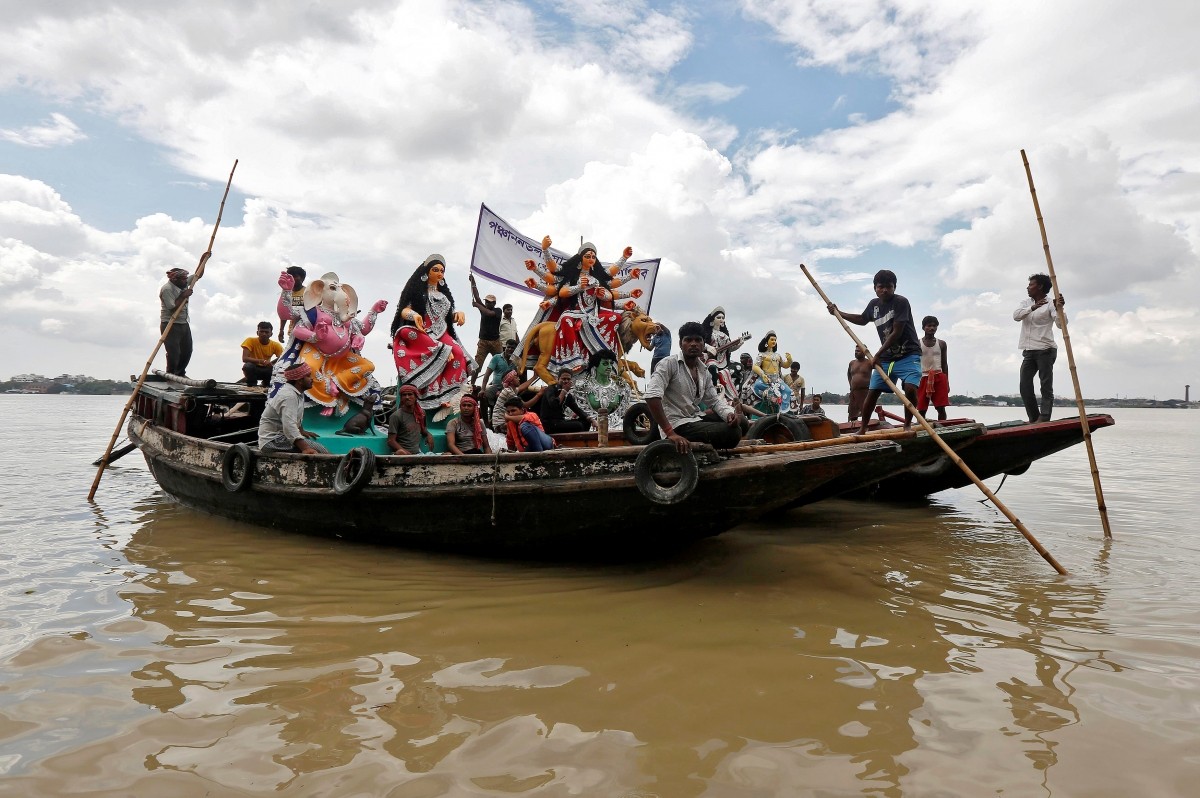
[801,263,1068,575]
[88,159,238,501]
[1020,149,1113,539]
[725,427,918,455]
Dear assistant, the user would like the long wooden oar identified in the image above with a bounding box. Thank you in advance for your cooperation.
[1020,149,1113,540]
[801,263,1068,575]
[88,159,238,501]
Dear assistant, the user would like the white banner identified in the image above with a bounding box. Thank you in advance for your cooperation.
[468,203,662,312]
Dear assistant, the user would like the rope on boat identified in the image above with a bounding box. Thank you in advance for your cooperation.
[490,450,500,525]
[978,472,1009,504]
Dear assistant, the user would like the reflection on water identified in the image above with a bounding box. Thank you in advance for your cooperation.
[1,399,1199,796]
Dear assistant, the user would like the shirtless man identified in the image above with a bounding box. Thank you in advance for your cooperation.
[846,345,873,424]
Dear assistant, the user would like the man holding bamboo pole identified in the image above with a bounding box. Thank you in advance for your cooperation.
[826,269,922,435]
[159,267,195,376]
[1014,273,1066,424]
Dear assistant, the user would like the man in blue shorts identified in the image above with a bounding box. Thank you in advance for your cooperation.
[827,269,922,434]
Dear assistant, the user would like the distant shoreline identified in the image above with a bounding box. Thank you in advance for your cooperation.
[2,390,1192,409]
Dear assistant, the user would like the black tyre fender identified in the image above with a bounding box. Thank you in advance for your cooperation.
[623,402,660,446]
[746,414,812,445]
[333,447,376,496]
[221,443,255,492]
[634,439,700,505]
[910,454,951,477]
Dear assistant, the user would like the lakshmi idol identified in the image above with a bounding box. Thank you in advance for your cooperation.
[390,254,470,410]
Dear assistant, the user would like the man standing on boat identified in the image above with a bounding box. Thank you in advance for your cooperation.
[469,274,503,373]
[846,346,872,424]
[258,362,326,454]
[644,321,742,453]
[498,303,519,349]
[159,267,194,376]
[783,361,806,409]
[1014,273,1066,423]
[827,269,922,434]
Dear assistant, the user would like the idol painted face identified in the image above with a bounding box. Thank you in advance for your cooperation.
[714,313,725,326]
[581,251,597,267]
[767,335,777,350]
[427,264,445,285]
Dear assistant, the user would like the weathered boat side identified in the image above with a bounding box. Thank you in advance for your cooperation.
[130,414,902,557]
[868,414,1115,499]
[786,422,987,508]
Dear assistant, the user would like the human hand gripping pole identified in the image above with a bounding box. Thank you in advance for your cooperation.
[801,263,1068,575]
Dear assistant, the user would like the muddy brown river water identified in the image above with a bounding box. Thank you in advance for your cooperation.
[1,396,1197,796]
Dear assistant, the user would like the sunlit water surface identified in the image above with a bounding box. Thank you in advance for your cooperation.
[1,396,1197,797]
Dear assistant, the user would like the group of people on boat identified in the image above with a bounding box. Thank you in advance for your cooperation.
[158,233,1066,457]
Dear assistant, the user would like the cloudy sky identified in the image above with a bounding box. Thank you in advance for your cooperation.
[2,0,1197,400]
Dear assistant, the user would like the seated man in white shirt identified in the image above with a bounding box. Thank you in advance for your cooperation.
[643,321,743,453]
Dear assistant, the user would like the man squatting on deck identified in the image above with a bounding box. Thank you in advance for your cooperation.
[258,362,328,454]
[644,321,743,453]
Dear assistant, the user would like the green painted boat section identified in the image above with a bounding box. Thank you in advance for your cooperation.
[301,405,454,455]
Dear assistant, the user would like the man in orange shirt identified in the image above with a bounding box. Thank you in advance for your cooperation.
[241,321,284,386]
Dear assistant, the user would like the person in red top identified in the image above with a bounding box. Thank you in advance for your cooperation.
[503,396,555,452]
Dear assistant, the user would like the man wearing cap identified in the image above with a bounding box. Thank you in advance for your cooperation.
[468,273,503,372]
[258,362,326,454]
[159,267,194,376]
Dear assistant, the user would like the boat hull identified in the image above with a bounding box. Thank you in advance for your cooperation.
[786,422,987,508]
[866,414,1115,499]
[130,415,903,557]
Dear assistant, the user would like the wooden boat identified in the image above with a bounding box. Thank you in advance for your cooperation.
[126,377,920,557]
[783,421,987,508]
[837,411,1116,499]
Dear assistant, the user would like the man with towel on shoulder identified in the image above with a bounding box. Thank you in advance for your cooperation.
[258,362,327,454]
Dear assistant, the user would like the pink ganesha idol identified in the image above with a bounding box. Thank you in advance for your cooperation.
[276,270,387,427]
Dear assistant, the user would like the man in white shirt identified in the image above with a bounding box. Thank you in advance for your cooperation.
[1013,273,1066,423]
[498,304,519,347]
[644,321,742,452]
